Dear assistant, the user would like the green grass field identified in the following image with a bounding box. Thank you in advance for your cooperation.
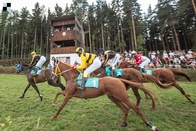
[0,74,196,131]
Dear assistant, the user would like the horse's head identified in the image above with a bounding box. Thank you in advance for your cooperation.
[16,62,31,74]
[16,63,22,74]
[52,60,80,80]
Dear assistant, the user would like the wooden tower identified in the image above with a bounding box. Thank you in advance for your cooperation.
[50,14,84,64]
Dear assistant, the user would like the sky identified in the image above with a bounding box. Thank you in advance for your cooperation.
[1,0,157,14]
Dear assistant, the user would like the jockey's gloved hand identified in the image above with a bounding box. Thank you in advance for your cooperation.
[71,65,76,69]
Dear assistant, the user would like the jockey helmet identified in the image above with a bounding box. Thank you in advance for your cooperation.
[75,47,84,54]
[31,51,36,55]
[98,48,104,54]
[131,50,137,55]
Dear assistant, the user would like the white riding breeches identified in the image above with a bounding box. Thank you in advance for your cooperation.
[139,56,150,68]
[36,56,46,68]
[84,57,102,76]
[111,53,121,70]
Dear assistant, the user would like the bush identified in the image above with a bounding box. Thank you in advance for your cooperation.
[0,66,18,74]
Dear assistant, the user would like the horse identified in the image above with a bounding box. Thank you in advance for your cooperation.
[119,61,195,104]
[16,62,65,101]
[50,60,159,131]
[93,67,173,107]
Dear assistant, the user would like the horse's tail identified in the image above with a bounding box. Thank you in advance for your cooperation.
[142,73,174,89]
[170,69,191,82]
[119,78,160,110]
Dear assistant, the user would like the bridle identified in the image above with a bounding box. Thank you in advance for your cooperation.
[52,61,72,77]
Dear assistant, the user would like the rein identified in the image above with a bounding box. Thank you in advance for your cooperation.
[52,61,72,76]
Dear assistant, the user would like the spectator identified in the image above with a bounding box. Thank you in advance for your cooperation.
[151,51,156,60]
[61,27,64,31]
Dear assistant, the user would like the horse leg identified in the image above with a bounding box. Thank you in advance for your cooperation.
[52,91,65,106]
[50,94,72,120]
[122,97,158,131]
[144,92,149,100]
[131,87,141,107]
[47,80,66,91]
[20,83,31,98]
[173,82,195,104]
[31,84,43,101]
[107,95,129,127]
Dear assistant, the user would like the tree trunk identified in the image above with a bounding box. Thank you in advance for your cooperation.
[172,24,181,50]
[40,25,43,54]
[161,31,166,50]
[131,10,137,51]
[101,22,104,49]
[192,0,196,15]
[117,19,121,52]
[7,29,10,59]
[88,16,92,53]
[11,29,14,59]
[2,28,6,59]
[170,26,176,51]
[120,19,125,51]
[183,33,188,50]
[21,34,24,58]
[34,26,37,51]
[46,34,48,58]
[0,30,3,58]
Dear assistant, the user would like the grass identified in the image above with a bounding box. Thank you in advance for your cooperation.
[0,74,196,131]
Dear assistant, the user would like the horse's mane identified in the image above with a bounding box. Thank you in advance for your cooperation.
[57,60,80,74]
[20,62,30,67]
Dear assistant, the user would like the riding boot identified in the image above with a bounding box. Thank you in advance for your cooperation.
[77,77,87,90]
[33,67,38,77]
[142,68,146,73]
[112,69,116,76]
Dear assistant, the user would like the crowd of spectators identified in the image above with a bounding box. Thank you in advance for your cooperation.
[122,49,196,69]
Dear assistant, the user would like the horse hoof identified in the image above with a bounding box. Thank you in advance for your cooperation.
[50,117,55,121]
[118,122,127,127]
[192,101,195,104]
[51,104,55,107]
[40,96,43,101]
[154,127,159,131]
[20,96,24,99]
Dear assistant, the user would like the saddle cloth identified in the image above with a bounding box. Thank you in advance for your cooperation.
[77,74,99,88]
[30,69,42,75]
[145,69,152,75]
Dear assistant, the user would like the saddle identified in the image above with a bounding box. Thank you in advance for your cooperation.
[105,67,123,77]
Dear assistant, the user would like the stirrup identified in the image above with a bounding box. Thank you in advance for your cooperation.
[76,86,84,90]
[32,74,37,77]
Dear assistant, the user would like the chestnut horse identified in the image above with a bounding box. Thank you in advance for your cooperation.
[119,62,195,104]
[50,60,159,131]
[93,67,173,106]
[16,62,65,101]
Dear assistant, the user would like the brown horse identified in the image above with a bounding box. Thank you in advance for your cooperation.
[50,60,159,131]
[16,62,65,101]
[93,67,173,106]
[119,62,195,104]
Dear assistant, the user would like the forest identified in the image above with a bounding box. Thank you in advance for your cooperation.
[0,0,195,60]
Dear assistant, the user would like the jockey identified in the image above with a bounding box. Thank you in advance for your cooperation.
[29,51,46,76]
[132,51,150,73]
[98,48,121,73]
[72,47,101,90]
[118,54,127,68]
